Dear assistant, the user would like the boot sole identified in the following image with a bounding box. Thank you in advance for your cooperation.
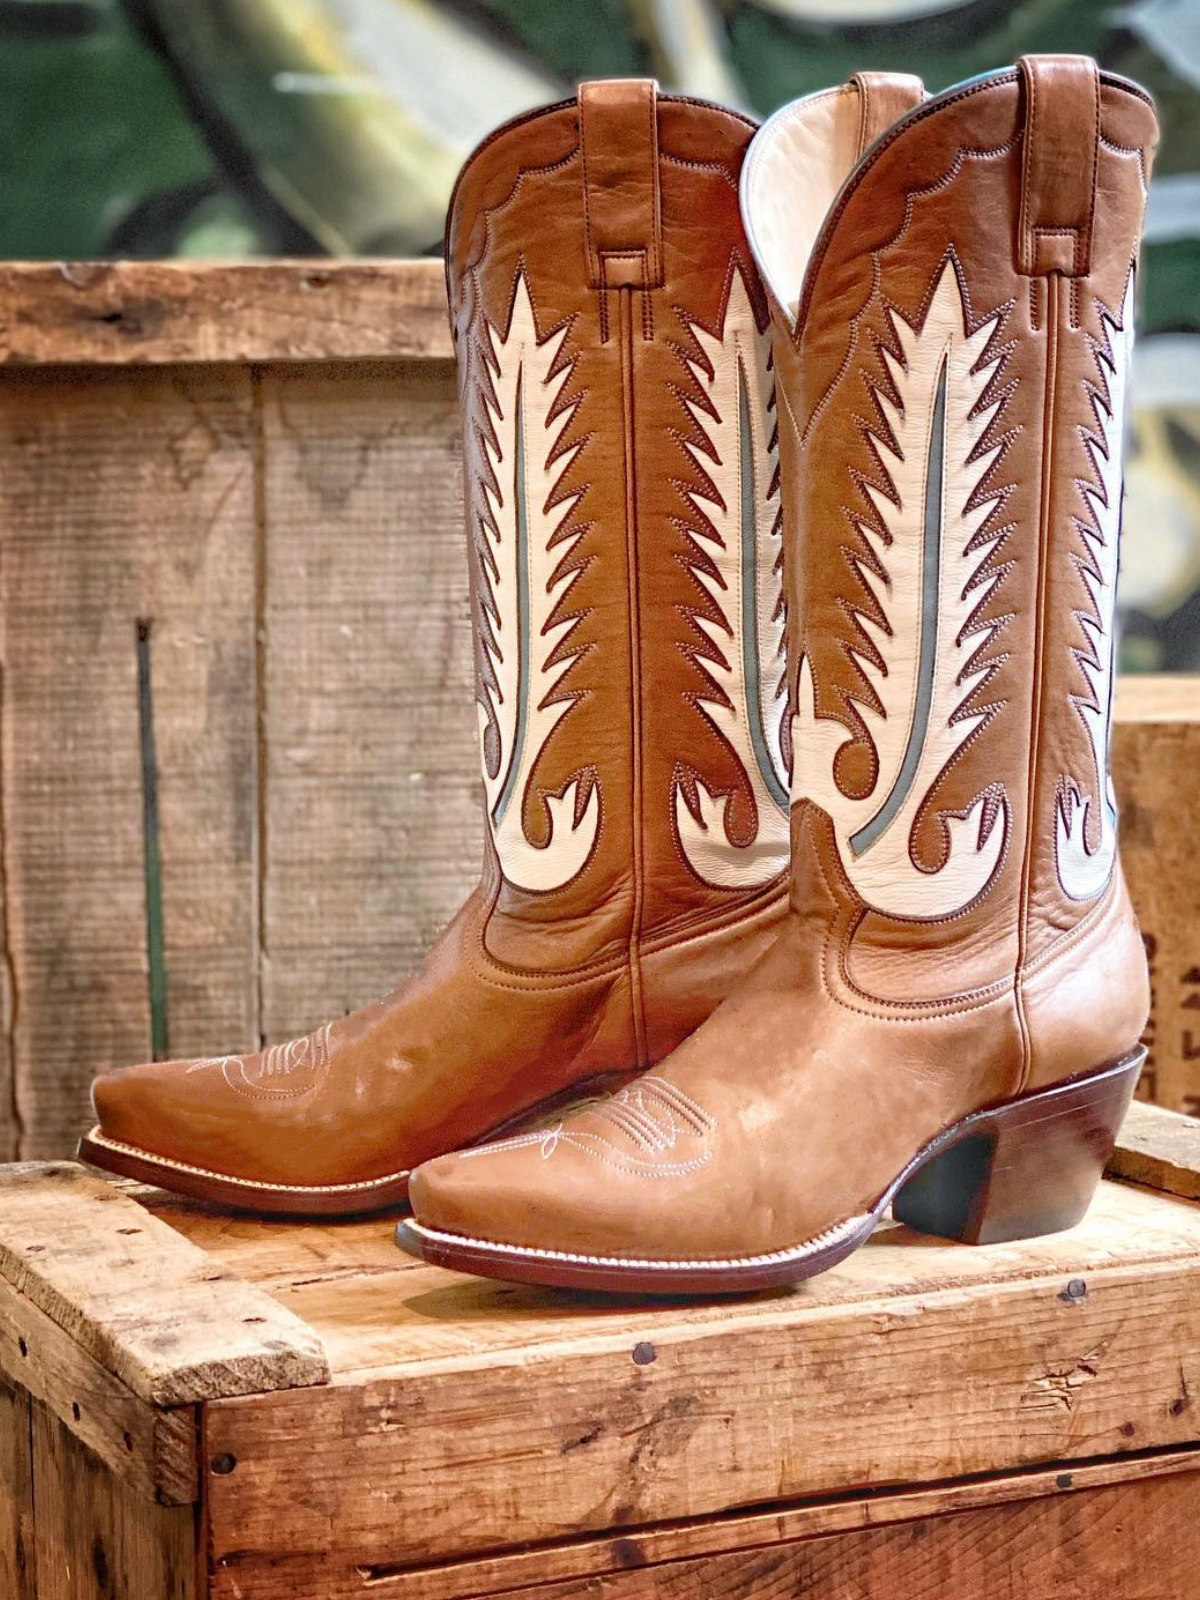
[77,1129,414,1216]
[76,1068,641,1217]
[396,1049,1145,1294]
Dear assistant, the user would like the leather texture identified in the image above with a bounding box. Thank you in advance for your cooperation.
[84,82,790,1203]
[408,59,1158,1269]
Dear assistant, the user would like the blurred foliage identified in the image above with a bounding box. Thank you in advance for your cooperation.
[0,0,286,255]
[8,0,1200,666]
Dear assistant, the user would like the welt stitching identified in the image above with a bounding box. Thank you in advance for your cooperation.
[1019,61,1036,272]
[638,873,788,954]
[660,152,738,191]
[1083,66,1101,272]
[1099,133,1148,191]
[454,144,581,338]
[617,289,650,1065]
[1023,875,1112,972]
[804,793,1014,1015]
[789,69,1148,343]
[648,84,662,281]
[1014,270,1063,1090]
[580,103,596,279]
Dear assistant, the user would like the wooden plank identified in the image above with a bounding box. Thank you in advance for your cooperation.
[1110,1099,1200,1200]
[146,1177,1200,1378]
[0,260,452,366]
[258,358,477,1040]
[0,1380,36,1600]
[1113,673,1200,1115]
[232,1447,1200,1600]
[0,1163,328,1406]
[0,769,14,1165]
[30,1397,198,1600]
[202,1181,1200,1581]
[0,1269,196,1503]
[394,1468,1200,1600]
[0,363,258,1158]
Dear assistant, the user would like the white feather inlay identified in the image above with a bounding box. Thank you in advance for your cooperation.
[674,271,790,889]
[793,261,1010,919]
[1056,273,1134,901]
[477,272,599,893]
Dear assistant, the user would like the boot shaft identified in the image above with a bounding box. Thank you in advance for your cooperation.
[746,60,1157,994]
[447,82,792,972]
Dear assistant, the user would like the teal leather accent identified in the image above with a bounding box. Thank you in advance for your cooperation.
[851,355,947,858]
[740,363,788,813]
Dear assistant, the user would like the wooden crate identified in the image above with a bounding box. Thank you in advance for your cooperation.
[0,1107,1196,1599]
[1114,678,1200,1115]
[0,261,470,1164]
[0,262,1197,1168]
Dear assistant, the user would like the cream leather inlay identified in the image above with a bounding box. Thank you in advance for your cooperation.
[740,86,862,323]
[794,261,1011,919]
[477,272,600,893]
[1056,274,1133,902]
[674,271,790,889]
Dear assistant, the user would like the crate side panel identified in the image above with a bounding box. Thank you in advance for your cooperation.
[0,1379,35,1600]
[0,366,259,1157]
[31,1397,199,1600]
[258,358,477,1040]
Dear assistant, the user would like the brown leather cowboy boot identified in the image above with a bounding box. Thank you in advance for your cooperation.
[80,79,811,1214]
[400,58,1157,1291]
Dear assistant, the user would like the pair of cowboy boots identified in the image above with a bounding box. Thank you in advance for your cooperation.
[84,57,1158,1296]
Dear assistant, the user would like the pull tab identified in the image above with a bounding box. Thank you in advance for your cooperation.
[850,71,924,158]
[579,78,664,290]
[1017,54,1100,276]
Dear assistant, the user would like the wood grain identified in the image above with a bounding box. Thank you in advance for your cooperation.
[0,1380,36,1600]
[1113,675,1200,722]
[142,1175,1200,1378]
[0,1162,328,1407]
[0,1265,196,1503]
[0,260,452,366]
[0,364,259,1157]
[1110,1099,1200,1200]
[30,1397,198,1600]
[202,1181,1200,1584]
[240,1449,1200,1600]
[257,358,477,1040]
[420,1468,1200,1600]
[1113,674,1200,1115]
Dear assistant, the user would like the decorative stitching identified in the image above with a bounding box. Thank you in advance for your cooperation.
[84,1130,410,1194]
[797,138,1020,442]
[406,1210,869,1270]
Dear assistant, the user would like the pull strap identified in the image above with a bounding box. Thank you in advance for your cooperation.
[579,78,664,290]
[1017,54,1100,276]
[850,71,924,159]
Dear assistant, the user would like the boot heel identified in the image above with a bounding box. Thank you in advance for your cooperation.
[892,1048,1145,1246]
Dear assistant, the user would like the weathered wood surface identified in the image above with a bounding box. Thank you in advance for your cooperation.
[308,1447,1200,1600]
[0,1163,328,1409]
[257,358,476,1040]
[1114,673,1200,1115]
[0,1260,196,1503]
[0,1380,36,1599]
[0,364,260,1159]
[1109,1098,1200,1200]
[0,352,471,1160]
[431,1466,1200,1600]
[0,260,452,365]
[29,1397,197,1600]
[195,1179,1200,1587]
[0,1095,1192,1593]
